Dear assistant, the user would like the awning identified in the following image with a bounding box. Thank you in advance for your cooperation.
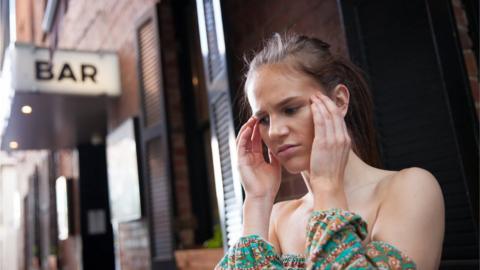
[1,43,121,150]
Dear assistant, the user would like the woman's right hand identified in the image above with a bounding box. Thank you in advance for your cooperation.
[236,117,281,201]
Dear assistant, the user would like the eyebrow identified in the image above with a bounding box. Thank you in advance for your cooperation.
[253,96,303,117]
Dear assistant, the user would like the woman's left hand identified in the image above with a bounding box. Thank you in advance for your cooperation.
[309,93,351,195]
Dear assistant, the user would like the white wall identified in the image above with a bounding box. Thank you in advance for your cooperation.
[0,163,19,270]
[0,150,49,270]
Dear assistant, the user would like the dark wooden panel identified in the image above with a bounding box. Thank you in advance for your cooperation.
[340,0,479,267]
[135,3,176,269]
[147,137,174,259]
[139,19,163,128]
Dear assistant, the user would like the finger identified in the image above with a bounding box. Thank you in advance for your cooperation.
[238,126,253,156]
[318,94,344,145]
[236,117,256,147]
[310,97,326,141]
[313,95,334,145]
[317,93,339,116]
[251,119,262,154]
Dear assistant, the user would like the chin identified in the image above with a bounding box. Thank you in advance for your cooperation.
[281,157,309,174]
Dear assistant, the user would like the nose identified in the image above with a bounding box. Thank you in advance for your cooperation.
[268,116,289,140]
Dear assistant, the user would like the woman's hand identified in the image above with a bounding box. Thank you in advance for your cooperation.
[236,117,281,201]
[309,93,351,209]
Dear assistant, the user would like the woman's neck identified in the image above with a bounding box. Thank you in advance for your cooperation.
[301,150,378,196]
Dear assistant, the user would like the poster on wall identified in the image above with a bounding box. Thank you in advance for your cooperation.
[106,117,142,225]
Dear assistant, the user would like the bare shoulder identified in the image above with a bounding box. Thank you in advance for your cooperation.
[385,167,443,200]
[379,166,444,221]
[373,167,445,269]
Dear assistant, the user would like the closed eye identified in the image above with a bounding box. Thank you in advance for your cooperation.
[258,106,300,126]
[258,115,269,125]
[284,106,300,115]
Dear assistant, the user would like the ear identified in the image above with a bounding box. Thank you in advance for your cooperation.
[331,84,350,117]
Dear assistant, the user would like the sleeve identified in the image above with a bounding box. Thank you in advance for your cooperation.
[215,235,284,270]
[305,208,417,270]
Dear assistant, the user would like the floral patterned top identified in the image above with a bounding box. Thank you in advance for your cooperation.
[216,209,416,269]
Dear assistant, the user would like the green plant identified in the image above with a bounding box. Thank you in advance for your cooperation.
[203,224,223,248]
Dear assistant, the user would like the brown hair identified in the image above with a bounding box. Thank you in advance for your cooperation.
[242,33,382,168]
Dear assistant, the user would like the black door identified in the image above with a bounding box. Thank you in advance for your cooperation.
[340,0,479,268]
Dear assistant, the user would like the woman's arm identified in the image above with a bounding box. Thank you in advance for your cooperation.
[308,92,352,211]
[305,94,437,268]
[215,117,283,269]
[235,116,282,238]
[242,196,275,239]
[371,167,445,269]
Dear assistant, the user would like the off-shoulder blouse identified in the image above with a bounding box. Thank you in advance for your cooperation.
[216,209,416,269]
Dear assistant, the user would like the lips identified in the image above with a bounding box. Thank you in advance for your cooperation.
[276,144,299,157]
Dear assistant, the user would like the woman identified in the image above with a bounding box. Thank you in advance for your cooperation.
[216,33,444,269]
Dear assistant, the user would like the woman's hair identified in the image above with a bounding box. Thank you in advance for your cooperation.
[242,32,382,167]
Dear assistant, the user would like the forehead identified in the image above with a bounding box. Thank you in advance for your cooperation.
[246,64,321,112]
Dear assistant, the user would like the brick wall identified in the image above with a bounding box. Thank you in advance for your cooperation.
[15,0,46,45]
[451,0,479,118]
[15,0,195,249]
[222,0,347,201]
[57,0,158,130]
[157,1,196,247]
[57,3,195,237]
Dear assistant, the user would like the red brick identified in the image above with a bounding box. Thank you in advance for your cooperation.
[176,178,189,187]
[470,79,479,102]
[174,148,186,156]
[463,50,478,78]
[451,0,463,8]
[453,5,469,27]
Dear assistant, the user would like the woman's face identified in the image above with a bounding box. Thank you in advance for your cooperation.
[246,64,324,173]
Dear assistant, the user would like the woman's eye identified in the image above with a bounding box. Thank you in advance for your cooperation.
[259,116,269,125]
[284,107,299,115]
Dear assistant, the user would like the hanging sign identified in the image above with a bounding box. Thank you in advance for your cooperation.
[10,43,121,96]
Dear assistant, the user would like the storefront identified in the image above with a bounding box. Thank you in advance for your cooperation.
[0,40,122,269]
